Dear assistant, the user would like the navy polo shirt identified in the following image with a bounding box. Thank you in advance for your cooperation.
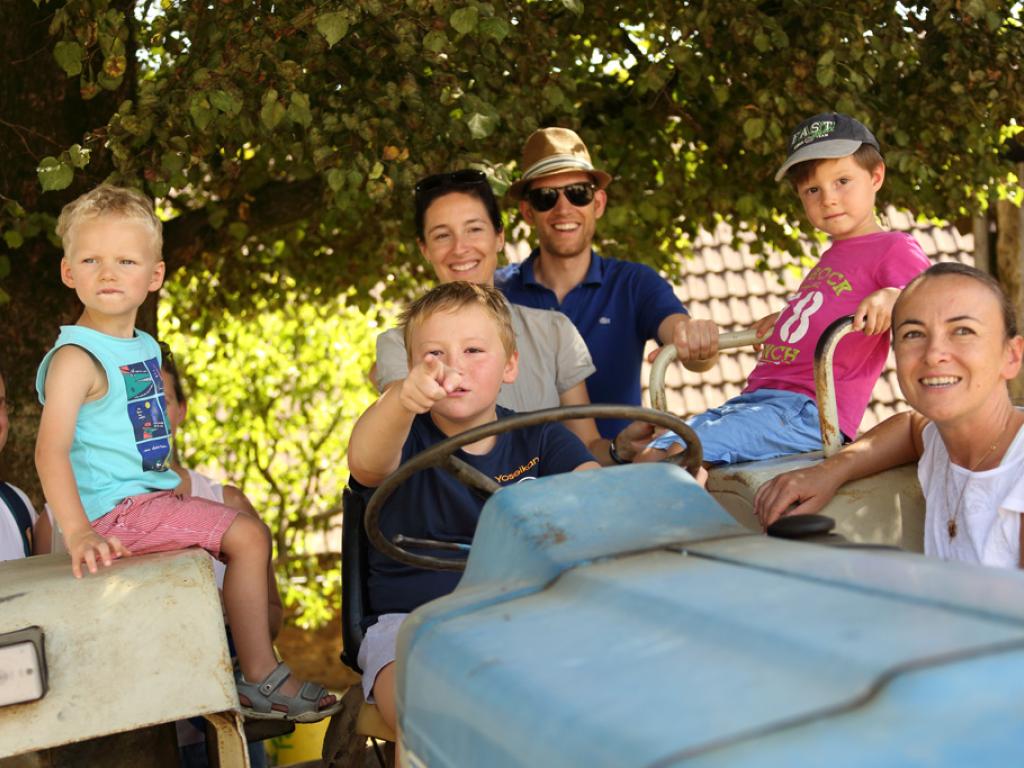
[496,250,686,438]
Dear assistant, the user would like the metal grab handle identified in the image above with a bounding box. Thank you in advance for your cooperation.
[649,328,764,412]
[813,315,855,457]
[648,316,856,459]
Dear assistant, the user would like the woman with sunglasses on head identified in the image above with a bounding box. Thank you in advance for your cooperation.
[756,263,1024,569]
[373,169,657,465]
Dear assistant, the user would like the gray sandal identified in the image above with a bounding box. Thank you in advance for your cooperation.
[236,661,342,723]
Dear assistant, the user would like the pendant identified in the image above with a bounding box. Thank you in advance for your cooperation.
[947,519,957,539]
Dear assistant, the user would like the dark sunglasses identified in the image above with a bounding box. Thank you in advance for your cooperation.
[414,169,488,196]
[525,182,596,212]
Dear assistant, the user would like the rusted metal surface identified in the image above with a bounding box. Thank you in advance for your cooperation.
[649,328,764,413]
[813,316,855,458]
[203,711,250,768]
[707,454,925,551]
[0,550,245,761]
[364,405,702,572]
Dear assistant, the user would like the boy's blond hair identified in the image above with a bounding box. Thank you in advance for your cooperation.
[56,185,162,259]
[400,282,517,359]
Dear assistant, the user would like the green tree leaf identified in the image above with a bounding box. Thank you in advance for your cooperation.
[36,157,73,191]
[315,11,349,47]
[53,40,83,76]
[67,143,91,169]
[210,90,243,116]
[479,16,510,42]
[288,92,313,127]
[450,7,478,35]
[423,29,447,52]
[260,90,286,130]
[466,111,498,139]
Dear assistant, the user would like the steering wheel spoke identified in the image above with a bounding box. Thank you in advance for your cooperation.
[443,455,501,495]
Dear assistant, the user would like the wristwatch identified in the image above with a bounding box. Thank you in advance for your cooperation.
[608,439,631,465]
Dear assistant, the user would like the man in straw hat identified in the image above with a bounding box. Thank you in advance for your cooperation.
[496,127,718,446]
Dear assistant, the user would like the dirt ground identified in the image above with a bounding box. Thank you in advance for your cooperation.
[275,619,360,692]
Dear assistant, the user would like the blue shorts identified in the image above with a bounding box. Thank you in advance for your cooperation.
[649,389,824,465]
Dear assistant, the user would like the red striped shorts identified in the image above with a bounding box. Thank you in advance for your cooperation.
[91,490,238,557]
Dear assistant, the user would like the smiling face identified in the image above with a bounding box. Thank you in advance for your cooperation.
[519,170,606,261]
[60,214,165,334]
[795,156,883,241]
[893,274,1024,429]
[418,192,504,286]
[408,304,518,433]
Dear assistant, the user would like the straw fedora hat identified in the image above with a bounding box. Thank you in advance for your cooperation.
[508,127,612,199]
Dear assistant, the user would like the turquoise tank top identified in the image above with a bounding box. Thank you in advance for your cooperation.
[36,326,180,521]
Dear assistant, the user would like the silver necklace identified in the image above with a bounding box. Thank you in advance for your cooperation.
[945,416,1013,539]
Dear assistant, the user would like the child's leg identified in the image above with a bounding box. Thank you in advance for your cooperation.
[219,513,275,680]
[357,613,407,732]
[219,514,334,707]
[372,663,397,731]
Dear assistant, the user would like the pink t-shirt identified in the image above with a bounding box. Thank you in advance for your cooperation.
[745,231,929,438]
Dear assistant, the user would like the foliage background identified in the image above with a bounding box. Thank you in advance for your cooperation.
[1,0,1022,624]
[159,283,386,624]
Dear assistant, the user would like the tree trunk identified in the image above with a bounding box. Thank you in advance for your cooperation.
[0,2,134,503]
[995,168,1024,404]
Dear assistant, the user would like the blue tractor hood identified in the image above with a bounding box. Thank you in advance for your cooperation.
[395,464,1024,767]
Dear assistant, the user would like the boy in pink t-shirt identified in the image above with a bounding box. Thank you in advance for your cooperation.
[649,112,929,464]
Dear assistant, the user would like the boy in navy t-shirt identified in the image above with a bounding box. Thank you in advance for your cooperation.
[348,281,598,732]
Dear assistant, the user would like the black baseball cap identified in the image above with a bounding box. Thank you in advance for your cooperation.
[775,112,881,182]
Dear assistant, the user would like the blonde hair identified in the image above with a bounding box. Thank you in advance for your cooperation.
[400,282,517,359]
[56,185,162,259]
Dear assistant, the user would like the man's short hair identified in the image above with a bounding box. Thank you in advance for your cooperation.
[56,185,163,259]
[400,282,517,359]
[786,144,884,189]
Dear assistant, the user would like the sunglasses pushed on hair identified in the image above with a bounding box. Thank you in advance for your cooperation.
[414,169,488,196]
[525,182,596,212]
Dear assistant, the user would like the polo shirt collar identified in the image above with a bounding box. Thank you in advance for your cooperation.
[521,249,605,287]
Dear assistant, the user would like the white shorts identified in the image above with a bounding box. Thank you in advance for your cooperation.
[357,613,408,702]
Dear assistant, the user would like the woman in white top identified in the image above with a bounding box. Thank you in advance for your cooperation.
[755,262,1024,568]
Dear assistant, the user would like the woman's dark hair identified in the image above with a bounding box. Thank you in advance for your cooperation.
[158,341,187,405]
[413,170,503,241]
[896,262,1018,339]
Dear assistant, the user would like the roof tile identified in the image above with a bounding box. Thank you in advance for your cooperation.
[725,271,749,299]
[913,229,937,256]
[932,227,957,254]
[706,272,728,299]
[702,246,725,273]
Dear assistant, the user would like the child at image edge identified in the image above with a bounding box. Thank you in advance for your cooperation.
[347,281,599,732]
[651,112,931,463]
[34,185,339,723]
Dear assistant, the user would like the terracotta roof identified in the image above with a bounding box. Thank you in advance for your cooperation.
[642,207,975,434]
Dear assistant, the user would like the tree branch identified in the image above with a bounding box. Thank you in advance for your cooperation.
[162,177,323,272]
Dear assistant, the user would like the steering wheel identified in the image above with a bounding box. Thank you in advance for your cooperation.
[364,404,703,572]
